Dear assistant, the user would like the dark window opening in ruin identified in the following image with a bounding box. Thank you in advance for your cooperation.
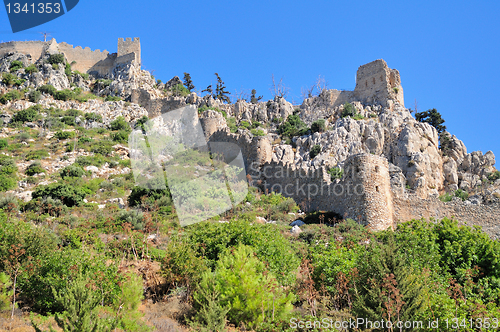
[365,80,368,87]
[372,77,376,85]
[375,166,379,173]
[380,75,383,82]
[376,186,379,192]
[356,166,361,173]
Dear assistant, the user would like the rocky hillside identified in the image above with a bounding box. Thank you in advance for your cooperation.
[2,46,500,330]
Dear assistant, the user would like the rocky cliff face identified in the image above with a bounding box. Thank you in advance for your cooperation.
[0,51,498,209]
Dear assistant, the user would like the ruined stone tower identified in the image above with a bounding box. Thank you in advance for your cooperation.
[341,154,394,231]
[118,37,141,66]
[354,59,404,107]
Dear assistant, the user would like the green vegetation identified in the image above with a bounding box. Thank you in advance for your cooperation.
[309,144,321,159]
[47,53,65,65]
[105,95,122,102]
[488,170,500,182]
[250,89,263,104]
[0,139,8,149]
[9,60,24,72]
[25,161,45,176]
[454,188,469,201]
[311,118,326,133]
[25,64,38,74]
[183,72,195,91]
[1,72,16,86]
[214,73,231,103]
[32,182,87,207]
[28,89,42,103]
[0,155,17,191]
[60,165,85,179]
[278,114,310,139]
[54,130,76,140]
[0,89,22,104]
[327,166,343,180]
[110,116,131,131]
[170,83,190,97]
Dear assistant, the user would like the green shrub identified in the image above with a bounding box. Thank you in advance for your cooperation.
[75,155,106,167]
[128,178,172,208]
[24,64,38,74]
[309,144,321,159]
[0,155,17,191]
[84,112,103,122]
[28,90,41,103]
[240,120,251,129]
[25,149,49,161]
[38,84,56,95]
[12,105,40,123]
[204,244,294,328]
[61,116,76,126]
[250,128,265,136]
[327,166,343,180]
[105,96,122,102]
[116,210,146,231]
[110,116,130,131]
[54,131,76,140]
[14,78,25,86]
[91,141,113,156]
[32,182,86,207]
[60,165,85,179]
[65,109,83,117]
[488,171,500,182]
[25,161,45,176]
[454,189,469,201]
[19,249,122,314]
[1,73,16,86]
[78,136,93,144]
[341,102,357,118]
[47,53,65,65]
[311,119,326,133]
[187,219,299,287]
[227,117,238,133]
[53,89,74,101]
[0,139,7,149]
[439,193,453,202]
[277,114,309,138]
[0,90,22,104]
[111,130,129,143]
[170,83,190,97]
[9,60,24,72]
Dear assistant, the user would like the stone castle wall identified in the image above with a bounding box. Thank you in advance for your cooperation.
[0,38,140,76]
[394,196,500,239]
[311,59,405,109]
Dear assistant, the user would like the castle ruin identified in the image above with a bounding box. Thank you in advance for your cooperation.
[0,37,141,76]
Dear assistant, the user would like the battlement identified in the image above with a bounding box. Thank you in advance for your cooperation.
[118,37,141,65]
[0,37,141,76]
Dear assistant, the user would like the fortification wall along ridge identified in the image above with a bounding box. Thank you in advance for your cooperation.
[0,38,141,76]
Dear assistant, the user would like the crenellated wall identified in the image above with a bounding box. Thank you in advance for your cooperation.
[0,38,141,76]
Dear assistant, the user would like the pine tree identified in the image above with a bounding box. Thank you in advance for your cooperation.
[33,272,118,332]
[214,73,231,103]
[250,89,262,104]
[353,234,427,325]
[183,72,195,92]
[202,84,213,97]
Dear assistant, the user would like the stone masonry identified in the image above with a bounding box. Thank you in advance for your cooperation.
[0,37,141,76]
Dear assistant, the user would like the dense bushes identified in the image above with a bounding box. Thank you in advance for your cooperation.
[0,155,17,191]
[26,161,45,176]
[60,164,85,179]
[32,182,87,207]
[12,105,41,123]
[110,116,131,131]
[309,144,321,159]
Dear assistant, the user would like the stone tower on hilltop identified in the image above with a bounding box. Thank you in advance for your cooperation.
[118,37,141,67]
[354,59,404,107]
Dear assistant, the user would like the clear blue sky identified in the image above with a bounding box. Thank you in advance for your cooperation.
[1,1,499,160]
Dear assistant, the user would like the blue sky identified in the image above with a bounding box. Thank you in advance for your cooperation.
[1,1,499,160]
